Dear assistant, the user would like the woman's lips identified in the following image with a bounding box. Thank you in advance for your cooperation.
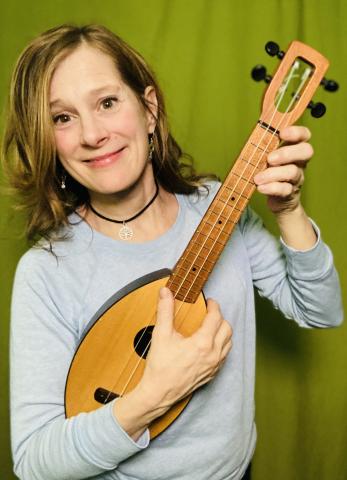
[85,147,126,168]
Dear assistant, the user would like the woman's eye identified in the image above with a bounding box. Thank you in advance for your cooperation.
[101,97,118,109]
[53,114,70,124]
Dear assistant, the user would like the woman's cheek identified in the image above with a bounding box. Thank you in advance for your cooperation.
[54,127,79,162]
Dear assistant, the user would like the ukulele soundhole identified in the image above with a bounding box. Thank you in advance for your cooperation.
[134,325,155,359]
[94,387,119,404]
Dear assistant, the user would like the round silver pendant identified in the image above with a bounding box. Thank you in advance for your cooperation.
[119,224,133,240]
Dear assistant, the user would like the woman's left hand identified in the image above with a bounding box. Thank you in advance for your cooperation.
[253,125,313,215]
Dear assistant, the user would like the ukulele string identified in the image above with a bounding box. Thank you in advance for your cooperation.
[108,62,310,402]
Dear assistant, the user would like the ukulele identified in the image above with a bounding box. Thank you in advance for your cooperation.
[65,40,337,439]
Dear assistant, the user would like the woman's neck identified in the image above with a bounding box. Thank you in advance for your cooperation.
[81,177,179,243]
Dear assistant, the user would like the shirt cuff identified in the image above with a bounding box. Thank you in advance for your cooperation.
[279,218,334,280]
[109,399,150,449]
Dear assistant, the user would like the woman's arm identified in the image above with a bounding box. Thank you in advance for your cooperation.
[242,123,343,328]
[254,125,317,250]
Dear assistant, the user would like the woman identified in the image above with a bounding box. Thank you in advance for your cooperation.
[3,24,343,480]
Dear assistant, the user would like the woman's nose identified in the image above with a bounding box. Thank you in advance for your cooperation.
[80,114,109,147]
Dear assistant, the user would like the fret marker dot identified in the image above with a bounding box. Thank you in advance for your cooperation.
[192,267,197,272]
[232,197,235,201]
[218,220,222,224]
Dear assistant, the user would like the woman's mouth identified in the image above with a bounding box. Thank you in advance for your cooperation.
[84,147,126,168]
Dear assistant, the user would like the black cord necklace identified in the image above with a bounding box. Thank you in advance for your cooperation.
[88,180,159,240]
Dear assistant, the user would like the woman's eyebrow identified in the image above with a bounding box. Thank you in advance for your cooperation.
[50,84,121,108]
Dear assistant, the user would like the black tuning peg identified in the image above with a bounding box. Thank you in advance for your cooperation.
[251,65,272,83]
[320,77,339,92]
[265,41,285,59]
[307,101,326,118]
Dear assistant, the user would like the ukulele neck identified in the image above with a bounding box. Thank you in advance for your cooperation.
[167,122,280,303]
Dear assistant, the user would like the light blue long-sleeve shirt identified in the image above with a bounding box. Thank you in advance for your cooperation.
[10,182,343,480]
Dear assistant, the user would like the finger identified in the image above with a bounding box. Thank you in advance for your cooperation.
[199,298,224,335]
[214,320,233,349]
[257,181,301,197]
[220,338,232,361]
[254,164,303,186]
[155,287,175,336]
[279,125,311,143]
[267,142,313,166]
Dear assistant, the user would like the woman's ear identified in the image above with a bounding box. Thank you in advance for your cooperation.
[143,86,158,133]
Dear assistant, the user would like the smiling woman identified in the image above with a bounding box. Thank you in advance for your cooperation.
[2,24,203,244]
[2,23,343,480]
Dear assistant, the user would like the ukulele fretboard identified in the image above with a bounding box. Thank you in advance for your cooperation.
[167,123,280,303]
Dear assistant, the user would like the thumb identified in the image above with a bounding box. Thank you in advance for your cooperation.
[155,287,175,336]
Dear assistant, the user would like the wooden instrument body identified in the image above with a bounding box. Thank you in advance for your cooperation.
[65,269,207,438]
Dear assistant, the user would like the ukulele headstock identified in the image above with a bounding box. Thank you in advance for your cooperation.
[251,41,339,131]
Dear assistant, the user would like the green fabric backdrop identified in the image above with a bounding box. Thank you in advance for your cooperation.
[1,1,346,478]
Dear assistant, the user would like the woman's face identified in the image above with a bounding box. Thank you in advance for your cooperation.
[49,44,157,196]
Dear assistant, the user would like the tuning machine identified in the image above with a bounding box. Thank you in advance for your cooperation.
[308,71,339,118]
[307,101,326,118]
[251,41,285,83]
[320,77,339,92]
[265,41,285,59]
[251,65,272,83]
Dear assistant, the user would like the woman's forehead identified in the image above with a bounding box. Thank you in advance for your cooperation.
[49,44,125,104]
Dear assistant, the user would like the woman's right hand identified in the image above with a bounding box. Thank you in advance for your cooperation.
[141,287,233,409]
[113,287,232,441]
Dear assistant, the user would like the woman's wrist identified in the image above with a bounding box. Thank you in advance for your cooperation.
[112,382,169,441]
[274,203,317,251]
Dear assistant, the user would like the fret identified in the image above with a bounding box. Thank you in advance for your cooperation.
[205,210,237,224]
[185,250,216,266]
[176,274,208,291]
[239,157,264,173]
[225,173,255,197]
[240,146,268,167]
[228,162,259,182]
[199,225,229,243]
[196,228,228,246]
[188,240,224,257]
[169,271,201,289]
[187,236,226,253]
[174,291,198,303]
[223,184,249,199]
[218,187,244,206]
[203,216,236,235]
[185,242,215,258]
[229,172,255,184]
[250,142,268,153]
[213,199,242,221]
[179,258,210,274]
[240,156,258,167]
[170,283,201,296]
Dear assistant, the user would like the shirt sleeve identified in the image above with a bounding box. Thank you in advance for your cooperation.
[238,207,344,328]
[10,253,150,480]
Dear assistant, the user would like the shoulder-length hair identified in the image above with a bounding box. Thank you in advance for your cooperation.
[2,24,211,243]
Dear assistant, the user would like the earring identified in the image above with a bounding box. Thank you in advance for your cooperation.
[61,173,66,190]
[148,133,154,162]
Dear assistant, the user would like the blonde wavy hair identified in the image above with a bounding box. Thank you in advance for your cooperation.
[2,24,210,243]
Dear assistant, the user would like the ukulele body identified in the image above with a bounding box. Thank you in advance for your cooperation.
[65,268,207,439]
